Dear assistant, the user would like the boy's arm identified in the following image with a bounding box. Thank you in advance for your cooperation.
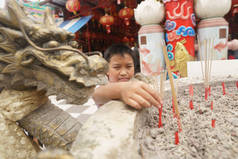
[92,81,162,109]
[92,82,124,106]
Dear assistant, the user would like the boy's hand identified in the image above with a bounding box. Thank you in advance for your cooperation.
[120,81,163,109]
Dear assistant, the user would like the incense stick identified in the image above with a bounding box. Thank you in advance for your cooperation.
[204,39,208,88]
[160,70,165,100]
[161,41,180,120]
[158,67,165,128]
[198,38,214,91]
[208,39,213,83]
[197,37,205,81]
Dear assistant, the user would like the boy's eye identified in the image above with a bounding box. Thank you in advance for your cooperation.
[113,66,120,70]
[127,65,133,69]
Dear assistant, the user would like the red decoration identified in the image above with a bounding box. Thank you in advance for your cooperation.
[66,0,80,15]
[99,14,115,34]
[236,81,238,89]
[119,7,134,26]
[164,0,195,77]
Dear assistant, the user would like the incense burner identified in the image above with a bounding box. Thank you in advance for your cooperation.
[71,75,238,159]
[136,77,238,158]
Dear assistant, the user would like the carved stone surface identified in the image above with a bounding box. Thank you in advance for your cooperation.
[0,89,46,159]
[70,100,141,159]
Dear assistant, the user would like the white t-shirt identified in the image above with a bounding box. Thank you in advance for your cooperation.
[49,95,98,125]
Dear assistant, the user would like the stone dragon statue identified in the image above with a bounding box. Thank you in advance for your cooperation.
[0,0,108,158]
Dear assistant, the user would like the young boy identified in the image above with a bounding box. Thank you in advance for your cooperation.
[92,44,162,109]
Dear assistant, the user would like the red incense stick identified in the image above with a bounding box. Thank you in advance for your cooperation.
[177,117,182,132]
[208,85,211,96]
[222,82,226,95]
[189,100,194,110]
[158,104,163,128]
[189,85,193,96]
[189,85,194,110]
[175,131,179,145]
[210,101,213,111]
[212,119,216,128]
[205,87,208,100]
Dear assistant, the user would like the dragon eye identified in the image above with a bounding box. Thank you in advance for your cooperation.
[46,41,60,48]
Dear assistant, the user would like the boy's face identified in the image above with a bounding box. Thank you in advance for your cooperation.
[107,53,135,82]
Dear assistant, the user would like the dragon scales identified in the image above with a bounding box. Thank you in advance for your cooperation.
[0,0,108,158]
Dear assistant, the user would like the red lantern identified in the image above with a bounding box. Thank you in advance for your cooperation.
[122,36,129,43]
[99,14,114,34]
[66,0,80,15]
[119,7,134,26]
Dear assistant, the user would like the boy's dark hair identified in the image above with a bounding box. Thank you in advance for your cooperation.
[104,44,136,64]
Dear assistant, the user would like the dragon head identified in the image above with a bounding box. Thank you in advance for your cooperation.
[0,0,108,104]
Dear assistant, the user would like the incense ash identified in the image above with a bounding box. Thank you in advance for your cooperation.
[135,80,238,159]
